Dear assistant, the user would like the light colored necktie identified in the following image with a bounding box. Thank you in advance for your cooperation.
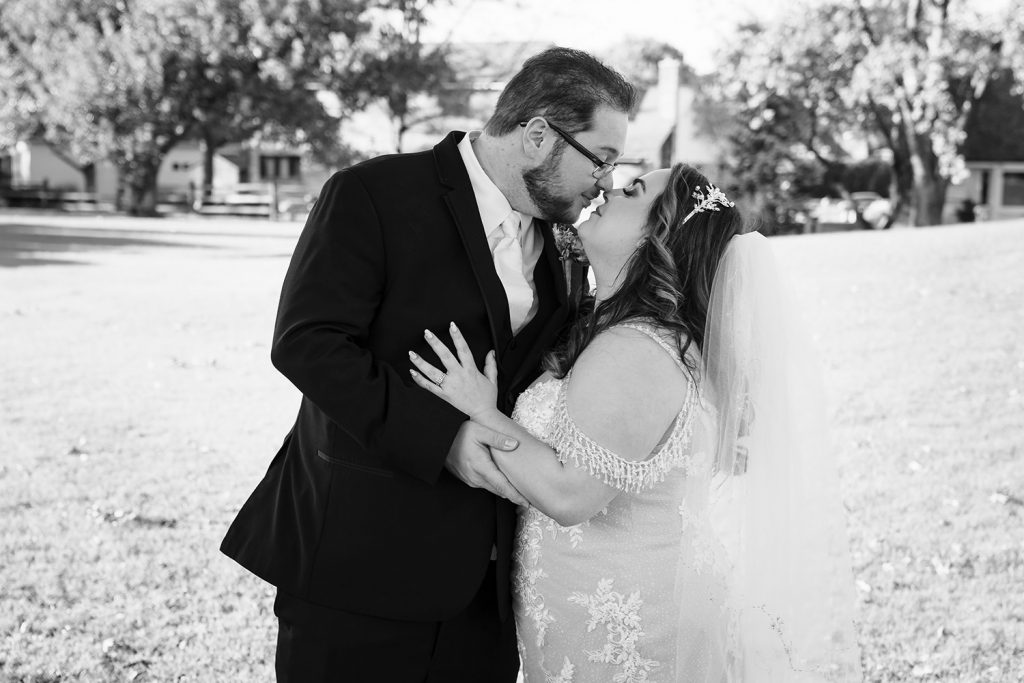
[492,212,534,334]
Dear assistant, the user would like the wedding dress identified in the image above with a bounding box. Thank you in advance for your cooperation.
[511,320,723,682]
[508,234,863,681]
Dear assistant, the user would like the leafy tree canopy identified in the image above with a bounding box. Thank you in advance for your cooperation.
[711,0,1024,227]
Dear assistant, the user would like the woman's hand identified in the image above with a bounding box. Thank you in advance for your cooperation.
[409,323,499,420]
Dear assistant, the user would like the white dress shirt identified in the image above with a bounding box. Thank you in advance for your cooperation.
[457,131,543,334]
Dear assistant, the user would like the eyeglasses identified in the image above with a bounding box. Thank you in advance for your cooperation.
[519,119,617,180]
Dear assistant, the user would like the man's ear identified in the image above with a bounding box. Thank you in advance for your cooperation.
[521,117,550,162]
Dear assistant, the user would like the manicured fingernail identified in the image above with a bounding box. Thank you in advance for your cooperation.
[449,321,456,329]
[504,438,518,449]
[408,351,417,358]
[424,329,433,338]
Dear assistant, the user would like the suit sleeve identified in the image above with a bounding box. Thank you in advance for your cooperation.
[270,169,466,484]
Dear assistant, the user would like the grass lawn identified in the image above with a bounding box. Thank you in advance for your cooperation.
[1,212,1022,681]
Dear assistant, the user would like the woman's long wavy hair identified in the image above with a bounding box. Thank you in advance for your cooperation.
[543,163,746,379]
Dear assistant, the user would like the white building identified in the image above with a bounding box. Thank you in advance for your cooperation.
[946,162,1024,222]
[0,138,118,196]
[613,58,727,187]
[0,136,333,211]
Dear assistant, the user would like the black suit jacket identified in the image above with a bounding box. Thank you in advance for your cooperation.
[220,132,572,621]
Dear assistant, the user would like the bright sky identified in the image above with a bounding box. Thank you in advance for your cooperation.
[422,0,813,74]
[422,0,1016,74]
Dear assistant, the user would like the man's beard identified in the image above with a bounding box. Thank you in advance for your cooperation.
[522,147,579,224]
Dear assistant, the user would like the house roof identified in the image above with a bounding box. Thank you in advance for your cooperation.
[621,87,675,165]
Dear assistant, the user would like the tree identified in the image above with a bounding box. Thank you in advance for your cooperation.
[0,0,118,192]
[712,19,887,231]
[2,0,241,214]
[0,0,446,214]
[0,31,37,150]
[335,0,455,153]
[186,0,374,203]
[713,0,1024,227]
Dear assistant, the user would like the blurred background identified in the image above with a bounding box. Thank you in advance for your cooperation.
[1,0,1022,232]
[1,1,1023,681]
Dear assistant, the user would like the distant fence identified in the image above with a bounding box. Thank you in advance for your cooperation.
[0,187,113,212]
[192,183,316,219]
[0,183,316,220]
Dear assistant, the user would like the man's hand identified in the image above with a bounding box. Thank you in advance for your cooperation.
[446,421,528,506]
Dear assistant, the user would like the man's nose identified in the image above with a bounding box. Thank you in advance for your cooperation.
[596,173,615,193]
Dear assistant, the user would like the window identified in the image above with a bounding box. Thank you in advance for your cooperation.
[259,155,301,181]
[1002,172,1024,206]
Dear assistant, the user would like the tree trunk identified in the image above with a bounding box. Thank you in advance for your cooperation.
[889,172,912,230]
[124,162,161,217]
[198,135,218,210]
[911,174,947,226]
[900,120,948,227]
[889,135,915,229]
[114,173,125,212]
[882,194,904,230]
[395,115,407,154]
[82,163,96,194]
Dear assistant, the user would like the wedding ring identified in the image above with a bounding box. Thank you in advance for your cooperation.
[436,373,447,390]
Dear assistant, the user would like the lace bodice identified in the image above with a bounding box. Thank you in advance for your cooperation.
[512,321,704,491]
[510,321,723,682]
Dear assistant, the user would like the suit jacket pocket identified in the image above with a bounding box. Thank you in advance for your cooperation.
[316,450,395,478]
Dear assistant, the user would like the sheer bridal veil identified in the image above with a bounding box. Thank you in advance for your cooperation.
[677,232,862,681]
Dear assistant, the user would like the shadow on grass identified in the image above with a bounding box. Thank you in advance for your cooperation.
[0,223,221,268]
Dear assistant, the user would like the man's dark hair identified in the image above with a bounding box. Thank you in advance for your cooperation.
[484,47,637,136]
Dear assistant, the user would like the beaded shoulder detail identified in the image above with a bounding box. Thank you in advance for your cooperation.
[550,322,699,492]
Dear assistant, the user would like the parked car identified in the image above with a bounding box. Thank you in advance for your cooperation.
[809,193,893,230]
[810,197,854,225]
[849,192,893,229]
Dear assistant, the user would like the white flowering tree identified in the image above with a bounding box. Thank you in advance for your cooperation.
[0,0,442,214]
[715,0,1024,226]
[0,0,215,213]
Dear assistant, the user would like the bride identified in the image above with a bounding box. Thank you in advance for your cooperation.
[410,163,862,681]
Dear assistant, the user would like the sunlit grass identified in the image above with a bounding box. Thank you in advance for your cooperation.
[1,216,1021,681]
[778,222,1024,682]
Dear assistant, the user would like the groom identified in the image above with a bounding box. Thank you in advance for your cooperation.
[221,47,634,681]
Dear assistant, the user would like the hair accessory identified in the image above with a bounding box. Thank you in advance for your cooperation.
[681,184,734,225]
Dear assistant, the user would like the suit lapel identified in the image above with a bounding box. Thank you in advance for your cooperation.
[434,132,513,353]
[434,133,573,393]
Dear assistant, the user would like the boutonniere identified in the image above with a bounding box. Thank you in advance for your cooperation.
[552,223,588,315]
[552,223,588,265]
